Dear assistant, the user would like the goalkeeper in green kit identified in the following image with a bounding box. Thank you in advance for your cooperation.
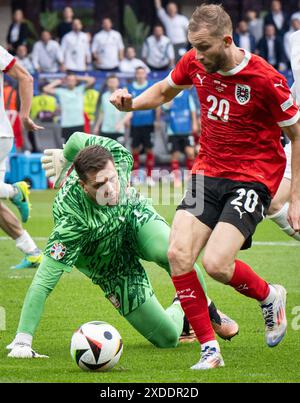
[7,132,238,358]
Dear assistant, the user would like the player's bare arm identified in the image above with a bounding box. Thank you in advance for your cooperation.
[109,78,182,112]
[7,62,44,131]
[283,119,300,232]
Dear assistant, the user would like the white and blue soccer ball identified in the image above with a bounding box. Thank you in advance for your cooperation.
[70,321,123,371]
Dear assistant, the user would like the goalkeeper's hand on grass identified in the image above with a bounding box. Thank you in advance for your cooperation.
[8,344,49,359]
[41,148,71,189]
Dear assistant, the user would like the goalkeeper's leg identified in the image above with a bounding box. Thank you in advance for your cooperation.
[7,256,63,358]
[125,294,183,348]
[135,216,239,341]
[135,216,207,294]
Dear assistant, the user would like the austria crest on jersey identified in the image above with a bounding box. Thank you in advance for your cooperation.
[235,84,251,105]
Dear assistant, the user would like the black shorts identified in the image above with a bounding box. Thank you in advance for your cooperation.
[130,125,153,149]
[100,132,124,144]
[177,175,271,249]
[169,135,193,153]
[62,125,84,141]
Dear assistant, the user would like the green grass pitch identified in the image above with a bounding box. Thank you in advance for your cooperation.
[0,188,299,383]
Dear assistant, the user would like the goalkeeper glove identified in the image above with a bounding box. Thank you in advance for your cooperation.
[41,148,72,189]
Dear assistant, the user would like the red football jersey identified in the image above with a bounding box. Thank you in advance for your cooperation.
[168,49,300,196]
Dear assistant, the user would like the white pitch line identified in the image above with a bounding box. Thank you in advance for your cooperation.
[0,237,299,246]
[0,236,47,241]
[253,241,299,247]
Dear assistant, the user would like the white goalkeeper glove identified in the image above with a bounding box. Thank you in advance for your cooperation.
[8,343,49,359]
[41,148,71,189]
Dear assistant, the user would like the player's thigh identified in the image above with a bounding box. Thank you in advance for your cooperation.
[135,215,171,272]
[130,126,142,149]
[184,145,195,159]
[142,126,154,150]
[125,294,179,348]
[268,177,291,215]
[0,138,13,182]
[168,209,211,272]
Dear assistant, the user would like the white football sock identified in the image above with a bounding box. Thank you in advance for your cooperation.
[15,230,38,255]
[201,340,220,351]
[267,203,300,241]
[0,182,17,199]
[260,285,277,305]
[14,333,33,347]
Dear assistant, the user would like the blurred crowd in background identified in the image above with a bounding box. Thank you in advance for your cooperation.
[3,0,300,186]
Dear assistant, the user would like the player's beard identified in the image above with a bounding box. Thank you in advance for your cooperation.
[203,49,227,74]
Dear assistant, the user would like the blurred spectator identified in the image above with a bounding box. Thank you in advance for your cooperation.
[291,1,300,23]
[3,79,18,112]
[119,46,150,74]
[6,9,28,53]
[91,18,124,71]
[142,25,175,71]
[245,10,264,44]
[27,82,59,152]
[93,75,131,143]
[61,19,91,72]
[32,30,64,73]
[15,44,35,74]
[84,85,100,127]
[3,79,23,150]
[162,90,197,186]
[283,18,300,63]
[264,0,289,37]
[43,74,95,141]
[127,67,160,186]
[256,24,286,70]
[30,82,58,122]
[57,6,74,41]
[154,0,188,62]
[233,20,256,53]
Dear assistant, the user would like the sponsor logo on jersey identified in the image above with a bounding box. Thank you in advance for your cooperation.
[214,80,227,92]
[235,84,251,105]
[50,243,66,260]
[108,294,121,309]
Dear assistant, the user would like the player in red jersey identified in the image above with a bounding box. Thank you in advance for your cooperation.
[110,4,300,370]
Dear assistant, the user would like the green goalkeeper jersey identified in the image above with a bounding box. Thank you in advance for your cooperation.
[44,132,157,287]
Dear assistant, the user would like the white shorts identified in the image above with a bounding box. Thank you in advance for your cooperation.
[0,138,14,182]
[284,142,291,181]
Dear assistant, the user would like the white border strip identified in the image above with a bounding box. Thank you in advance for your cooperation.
[278,110,300,127]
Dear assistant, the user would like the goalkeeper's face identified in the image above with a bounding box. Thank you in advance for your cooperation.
[80,160,120,206]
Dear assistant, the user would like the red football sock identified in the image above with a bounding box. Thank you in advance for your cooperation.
[132,152,139,171]
[171,159,179,172]
[146,151,154,177]
[172,270,216,344]
[186,157,194,172]
[228,259,270,301]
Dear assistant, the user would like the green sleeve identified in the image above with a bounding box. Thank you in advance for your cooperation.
[17,256,65,336]
[63,131,133,183]
[44,213,89,270]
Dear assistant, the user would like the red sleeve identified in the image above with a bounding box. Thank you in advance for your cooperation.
[3,57,16,73]
[167,49,194,89]
[267,71,300,127]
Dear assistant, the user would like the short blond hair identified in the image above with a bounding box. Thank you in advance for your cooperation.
[188,4,233,37]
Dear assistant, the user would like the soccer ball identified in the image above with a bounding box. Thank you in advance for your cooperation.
[70,321,123,371]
